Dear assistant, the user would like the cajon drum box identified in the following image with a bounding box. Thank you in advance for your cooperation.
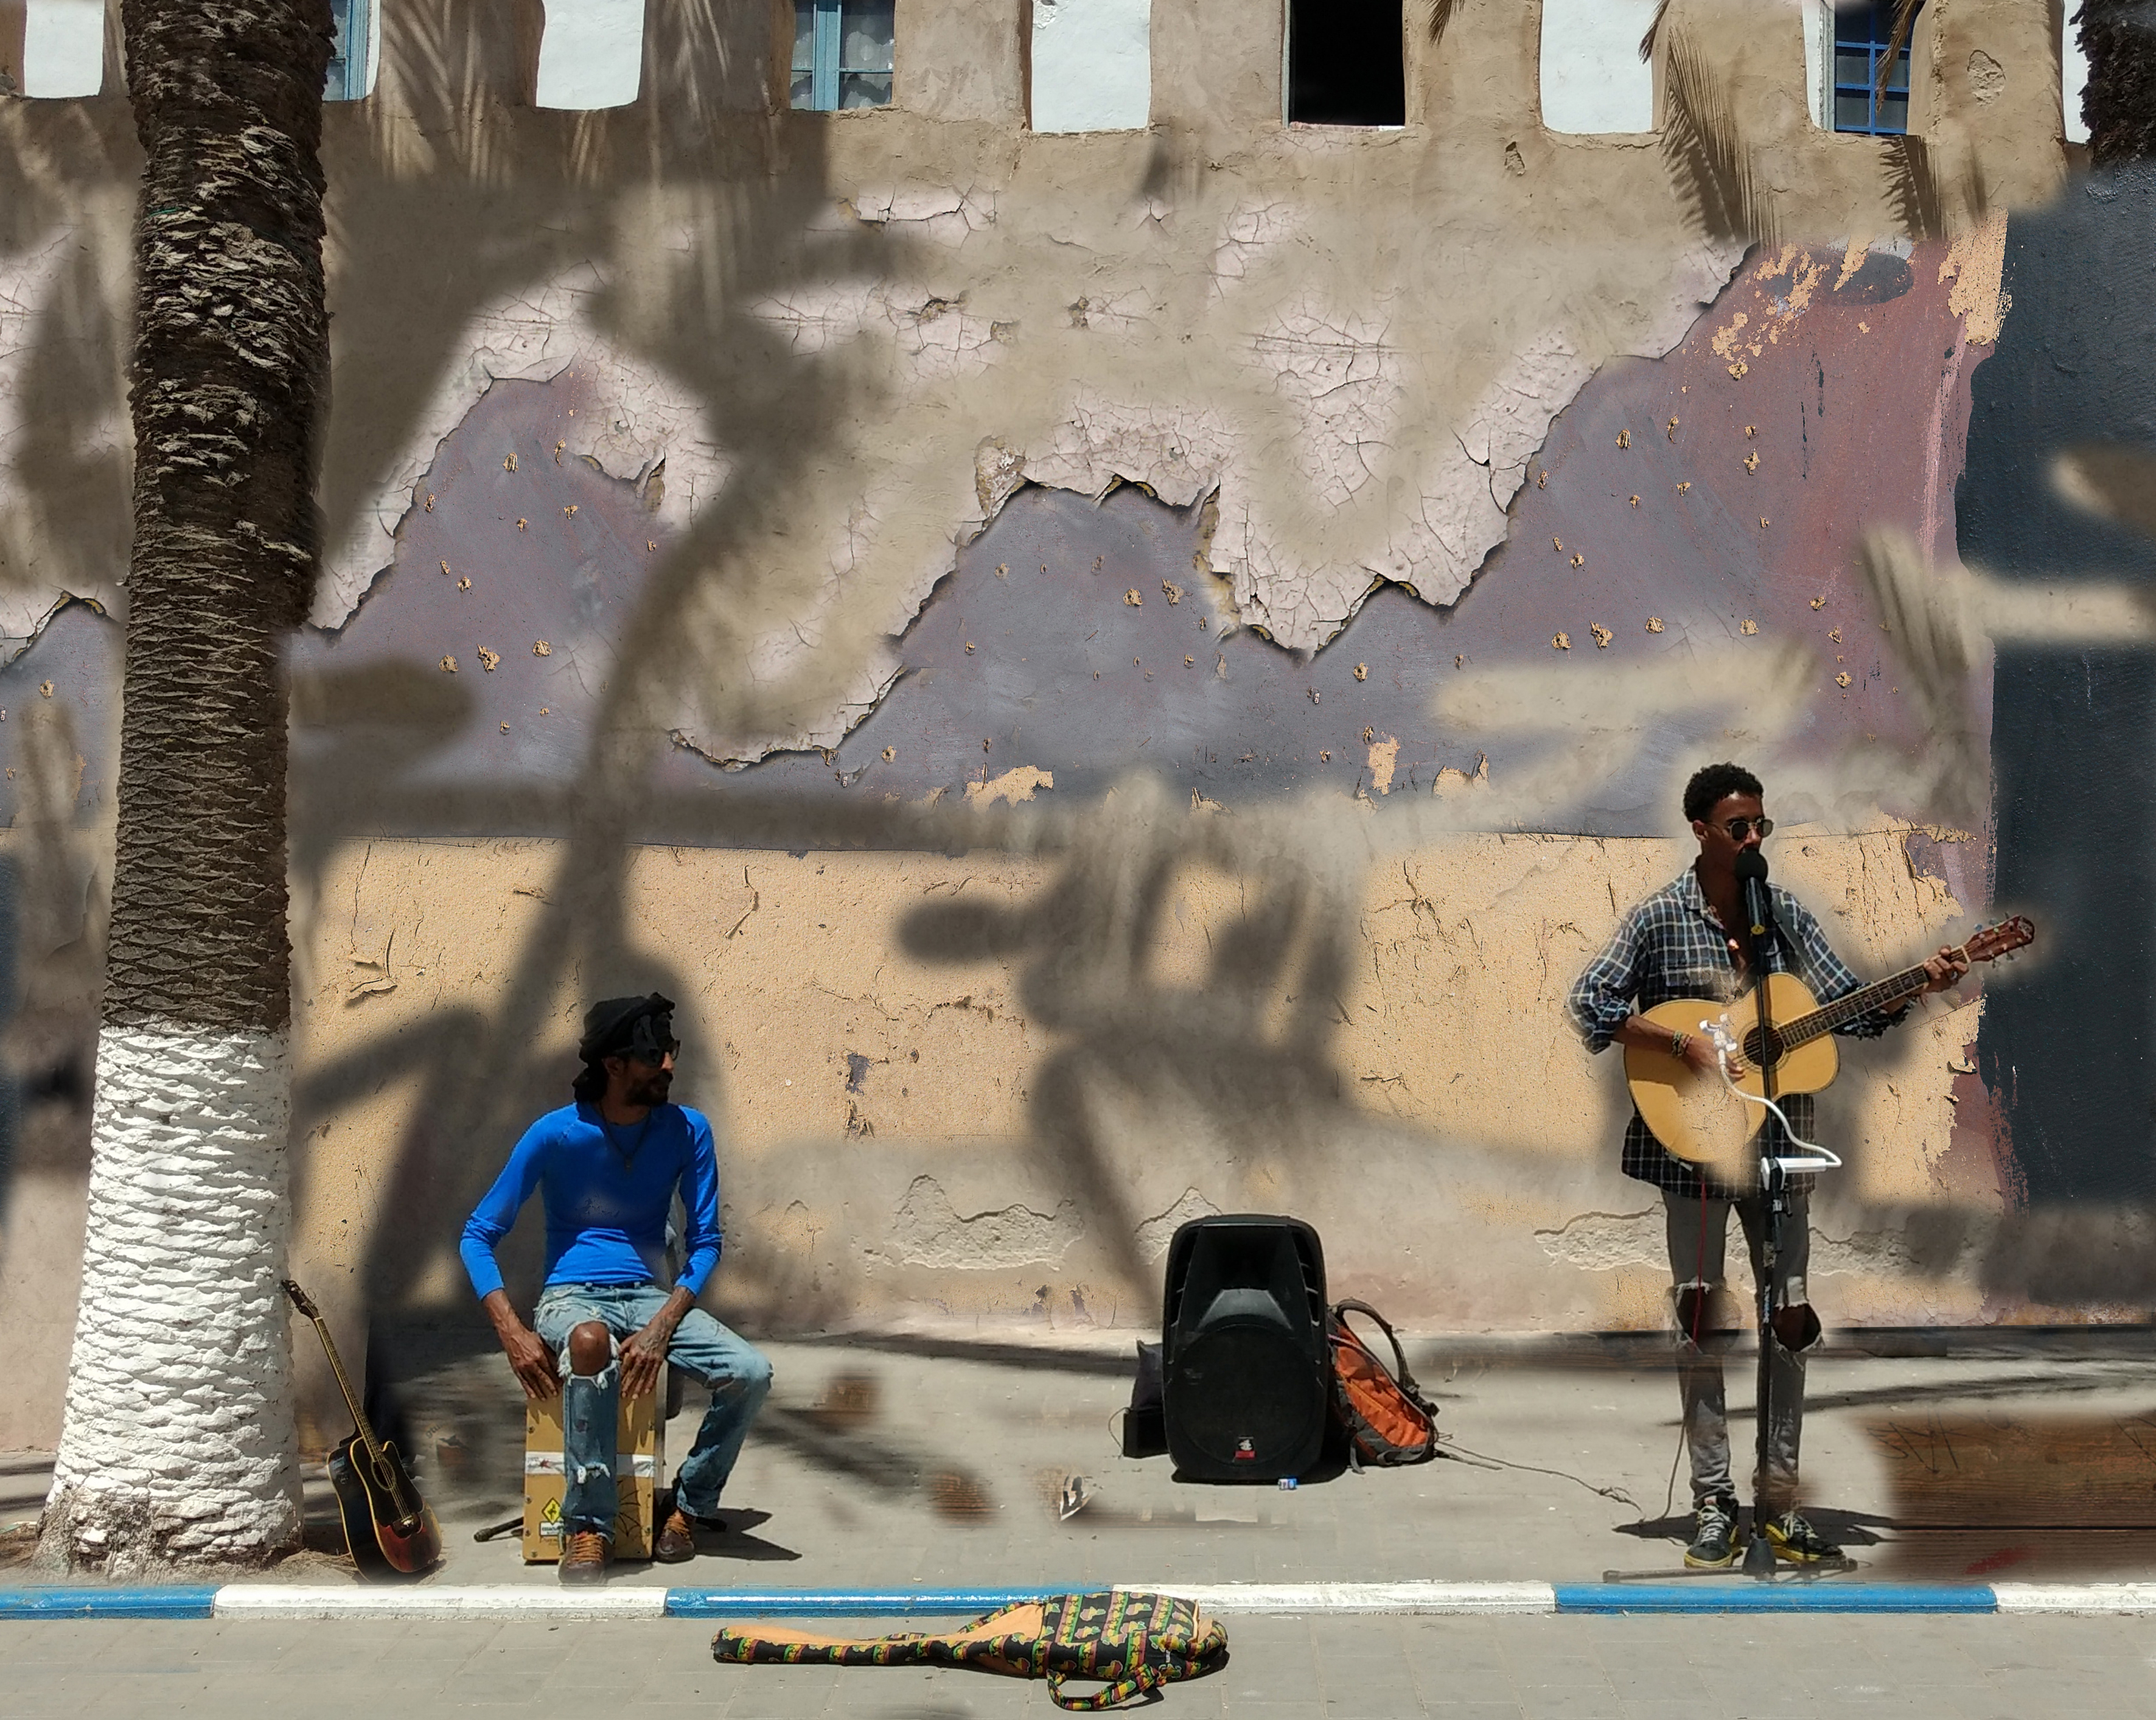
[523,1383,664,1561]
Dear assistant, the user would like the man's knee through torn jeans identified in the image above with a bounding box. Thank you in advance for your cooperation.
[1663,1191,1821,1516]
[535,1284,775,1540]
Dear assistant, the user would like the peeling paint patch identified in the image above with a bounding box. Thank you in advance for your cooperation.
[313,264,728,629]
[1209,205,1297,297]
[882,1175,1083,1269]
[965,765,1053,806]
[848,187,999,247]
[1534,1208,1661,1271]
[1365,735,1399,794]
[1939,212,2011,347]
[1134,1187,1221,1260]
[1251,304,1402,508]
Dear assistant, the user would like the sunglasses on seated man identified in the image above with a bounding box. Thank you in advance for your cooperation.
[1718,816,1773,841]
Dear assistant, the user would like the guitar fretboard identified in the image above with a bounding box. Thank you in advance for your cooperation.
[1776,962,1935,1049]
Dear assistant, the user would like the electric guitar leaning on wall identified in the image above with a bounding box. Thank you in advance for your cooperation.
[281,1279,442,1577]
[1623,916,2036,1167]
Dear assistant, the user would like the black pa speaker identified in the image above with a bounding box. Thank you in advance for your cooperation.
[1161,1214,1331,1482]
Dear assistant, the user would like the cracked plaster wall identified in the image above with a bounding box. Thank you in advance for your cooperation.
[1,1,2059,757]
[267,822,2011,1374]
[0,0,2081,1440]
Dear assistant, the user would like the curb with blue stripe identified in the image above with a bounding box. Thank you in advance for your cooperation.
[4,1581,2156,1619]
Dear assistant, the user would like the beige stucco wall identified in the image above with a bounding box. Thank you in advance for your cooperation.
[285,816,1993,1342]
[0,0,2076,1451]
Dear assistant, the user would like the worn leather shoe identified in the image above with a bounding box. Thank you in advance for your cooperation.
[653,1507,700,1564]
[558,1529,611,1585]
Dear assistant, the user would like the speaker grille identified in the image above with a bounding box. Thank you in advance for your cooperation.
[1170,1321,1327,1470]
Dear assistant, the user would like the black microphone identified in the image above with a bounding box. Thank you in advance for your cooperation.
[1734,848,1774,943]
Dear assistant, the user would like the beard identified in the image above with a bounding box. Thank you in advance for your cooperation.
[627,1067,672,1108]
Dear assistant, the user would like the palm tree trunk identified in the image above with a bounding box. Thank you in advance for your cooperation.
[40,0,332,1574]
[2078,0,2156,163]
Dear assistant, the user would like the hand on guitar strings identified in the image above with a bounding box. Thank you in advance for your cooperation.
[1918,945,1972,995]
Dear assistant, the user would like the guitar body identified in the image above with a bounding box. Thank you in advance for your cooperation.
[1625,973,1839,1167]
[327,1431,443,1577]
[325,1435,394,1578]
[284,1278,444,1580]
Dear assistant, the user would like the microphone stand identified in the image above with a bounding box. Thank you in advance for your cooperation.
[1737,856,1784,1578]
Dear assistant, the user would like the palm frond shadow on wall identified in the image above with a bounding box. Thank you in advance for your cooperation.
[1658,29,1774,250]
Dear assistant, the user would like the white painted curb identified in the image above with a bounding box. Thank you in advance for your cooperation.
[1142,1582,1558,1615]
[211,1584,668,1620]
[1992,1584,2156,1614]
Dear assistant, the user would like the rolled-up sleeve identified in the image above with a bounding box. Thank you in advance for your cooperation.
[1568,908,1646,1055]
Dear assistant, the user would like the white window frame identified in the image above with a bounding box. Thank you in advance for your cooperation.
[1538,0,1658,136]
[3,0,105,100]
[1802,0,1833,129]
[1030,0,1151,133]
[531,0,647,111]
[2062,4,2090,144]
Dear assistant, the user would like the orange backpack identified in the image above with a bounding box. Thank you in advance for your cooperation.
[1328,1299,1440,1466]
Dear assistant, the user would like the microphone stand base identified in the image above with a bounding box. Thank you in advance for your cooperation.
[1740,1531,1779,1577]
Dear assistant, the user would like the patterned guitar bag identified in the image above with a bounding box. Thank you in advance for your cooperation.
[712,1589,1229,1710]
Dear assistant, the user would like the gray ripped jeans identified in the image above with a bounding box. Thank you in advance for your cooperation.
[1664,1189,1815,1516]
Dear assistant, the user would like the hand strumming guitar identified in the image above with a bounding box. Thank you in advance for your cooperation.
[1679,1031,1741,1079]
[1613,1012,1745,1078]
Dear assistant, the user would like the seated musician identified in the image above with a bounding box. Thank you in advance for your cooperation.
[1566,764,1966,1571]
[459,993,773,1585]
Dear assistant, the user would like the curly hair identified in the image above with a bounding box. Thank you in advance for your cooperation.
[1682,761,1763,825]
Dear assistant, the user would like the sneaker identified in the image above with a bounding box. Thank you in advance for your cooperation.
[1760,1509,1843,1564]
[1683,1495,1741,1569]
[558,1529,611,1585]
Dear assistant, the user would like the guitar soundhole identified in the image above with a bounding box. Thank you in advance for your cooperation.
[1742,1027,1787,1067]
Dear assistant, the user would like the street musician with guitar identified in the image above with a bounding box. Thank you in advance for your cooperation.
[1566,763,1979,1571]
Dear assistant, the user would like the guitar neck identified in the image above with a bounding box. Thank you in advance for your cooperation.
[308,1314,399,1498]
[1780,961,1936,1048]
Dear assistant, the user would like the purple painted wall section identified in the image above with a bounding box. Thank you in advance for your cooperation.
[9,242,1992,850]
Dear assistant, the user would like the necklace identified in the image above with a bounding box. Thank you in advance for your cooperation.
[598,1111,651,1168]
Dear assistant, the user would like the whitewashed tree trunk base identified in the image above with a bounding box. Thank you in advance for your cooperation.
[39,1023,302,1574]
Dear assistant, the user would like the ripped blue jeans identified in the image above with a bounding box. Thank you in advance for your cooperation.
[534,1283,774,1540]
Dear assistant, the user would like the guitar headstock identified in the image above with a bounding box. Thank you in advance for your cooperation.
[1964,915,2036,965]
[281,1279,321,1320]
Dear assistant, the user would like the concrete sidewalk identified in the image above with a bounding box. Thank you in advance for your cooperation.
[13,1611,2156,1718]
[9,1328,2156,1590]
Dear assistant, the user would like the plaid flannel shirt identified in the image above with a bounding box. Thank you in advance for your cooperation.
[1566,865,1904,1199]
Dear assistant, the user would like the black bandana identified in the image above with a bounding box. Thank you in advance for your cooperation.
[579,993,677,1064]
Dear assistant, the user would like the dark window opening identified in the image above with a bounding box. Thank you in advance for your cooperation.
[1287,0,1404,126]
[1832,0,1921,135]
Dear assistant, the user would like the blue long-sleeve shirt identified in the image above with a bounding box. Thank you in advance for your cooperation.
[459,1102,722,1300]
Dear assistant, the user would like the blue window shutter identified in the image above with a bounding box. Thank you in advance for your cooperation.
[326,0,370,102]
[812,0,841,111]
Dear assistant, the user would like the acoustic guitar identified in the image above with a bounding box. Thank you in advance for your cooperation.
[1623,915,2035,1167]
[282,1279,442,1577]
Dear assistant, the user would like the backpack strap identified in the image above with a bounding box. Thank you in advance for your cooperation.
[1333,1298,1415,1390]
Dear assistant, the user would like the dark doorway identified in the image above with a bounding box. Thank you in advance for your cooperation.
[1287,0,1405,126]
